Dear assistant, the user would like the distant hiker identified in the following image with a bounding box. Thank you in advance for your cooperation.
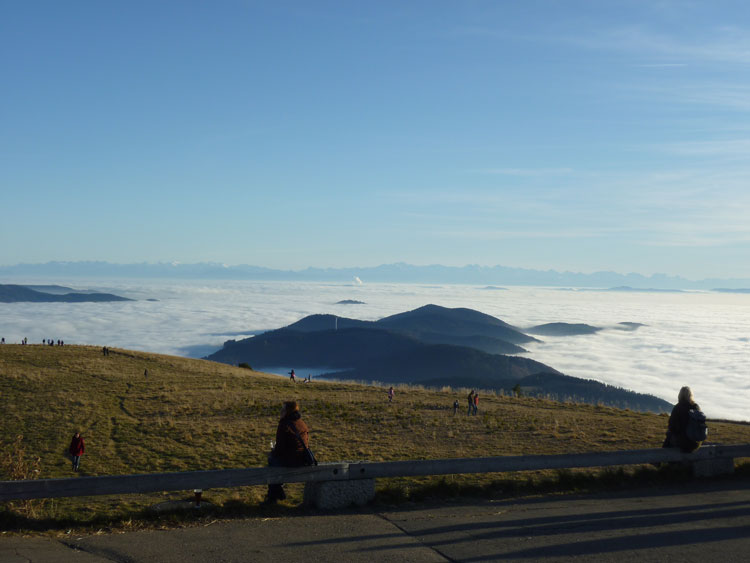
[265,400,311,504]
[69,431,85,472]
[473,393,479,416]
[662,386,705,452]
[453,400,459,415]
[388,386,394,403]
[1,337,4,344]
[144,369,148,378]
[289,369,296,382]
[467,390,474,416]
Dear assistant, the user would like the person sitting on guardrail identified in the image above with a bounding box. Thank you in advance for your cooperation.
[265,400,310,504]
[662,386,704,453]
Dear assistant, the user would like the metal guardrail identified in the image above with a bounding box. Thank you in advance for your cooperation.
[2,444,749,502]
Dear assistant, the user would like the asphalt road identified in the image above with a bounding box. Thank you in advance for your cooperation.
[3,479,749,562]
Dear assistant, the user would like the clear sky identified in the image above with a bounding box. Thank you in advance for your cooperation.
[3,1,750,279]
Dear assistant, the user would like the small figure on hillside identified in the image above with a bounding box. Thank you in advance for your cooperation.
[453,399,459,415]
[388,386,394,403]
[69,431,85,472]
[1,337,4,344]
[144,369,148,378]
[662,386,705,452]
[467,390,474,416]
[289,369,296,382]
[473,393,479,416]
[265,400,312,504]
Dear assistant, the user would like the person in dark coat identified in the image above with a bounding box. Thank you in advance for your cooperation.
[69,431,85,471]
[663,386,702,452]
[265,401,310,503]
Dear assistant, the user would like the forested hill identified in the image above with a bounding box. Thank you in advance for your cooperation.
[205,304,671,413]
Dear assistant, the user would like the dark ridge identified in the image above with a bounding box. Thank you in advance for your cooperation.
[311,343,557,387]
[526,322,601,336]
[285,314,374,332]
[518,372,672,413]
[403,331,526,355]
[0,284,132,303]
[376,304,537,345]
[207,327,421,368]
[616,322,646,331]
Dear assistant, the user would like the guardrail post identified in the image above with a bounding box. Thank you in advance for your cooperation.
[691,447,735,477]
[302,463,375,509]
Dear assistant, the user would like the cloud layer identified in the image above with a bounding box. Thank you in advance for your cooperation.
[1,280,747,421]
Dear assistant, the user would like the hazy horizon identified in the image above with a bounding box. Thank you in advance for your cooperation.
[3,260,750,290]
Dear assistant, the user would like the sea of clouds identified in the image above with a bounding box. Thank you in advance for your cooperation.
[1,279,748,421]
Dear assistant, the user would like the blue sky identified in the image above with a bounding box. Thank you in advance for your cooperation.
[3,1,750,279]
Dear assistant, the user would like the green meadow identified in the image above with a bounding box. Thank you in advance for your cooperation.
[2,344,749,533]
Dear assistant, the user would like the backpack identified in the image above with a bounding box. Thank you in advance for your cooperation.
[686,408,708,442]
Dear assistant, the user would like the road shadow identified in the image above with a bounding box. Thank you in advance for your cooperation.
[280,478,750,560]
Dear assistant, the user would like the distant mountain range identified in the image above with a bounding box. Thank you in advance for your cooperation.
[2,261,750,290]
[205,304,670,413]
[0,284,131,303]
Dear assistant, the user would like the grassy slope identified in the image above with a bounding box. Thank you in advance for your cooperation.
[2,344,749,527]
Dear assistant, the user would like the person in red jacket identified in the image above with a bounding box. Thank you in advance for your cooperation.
[265,401,310,503]
[69,431,85,471]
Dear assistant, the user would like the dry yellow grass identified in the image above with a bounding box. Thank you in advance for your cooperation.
[2,343,749,530]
